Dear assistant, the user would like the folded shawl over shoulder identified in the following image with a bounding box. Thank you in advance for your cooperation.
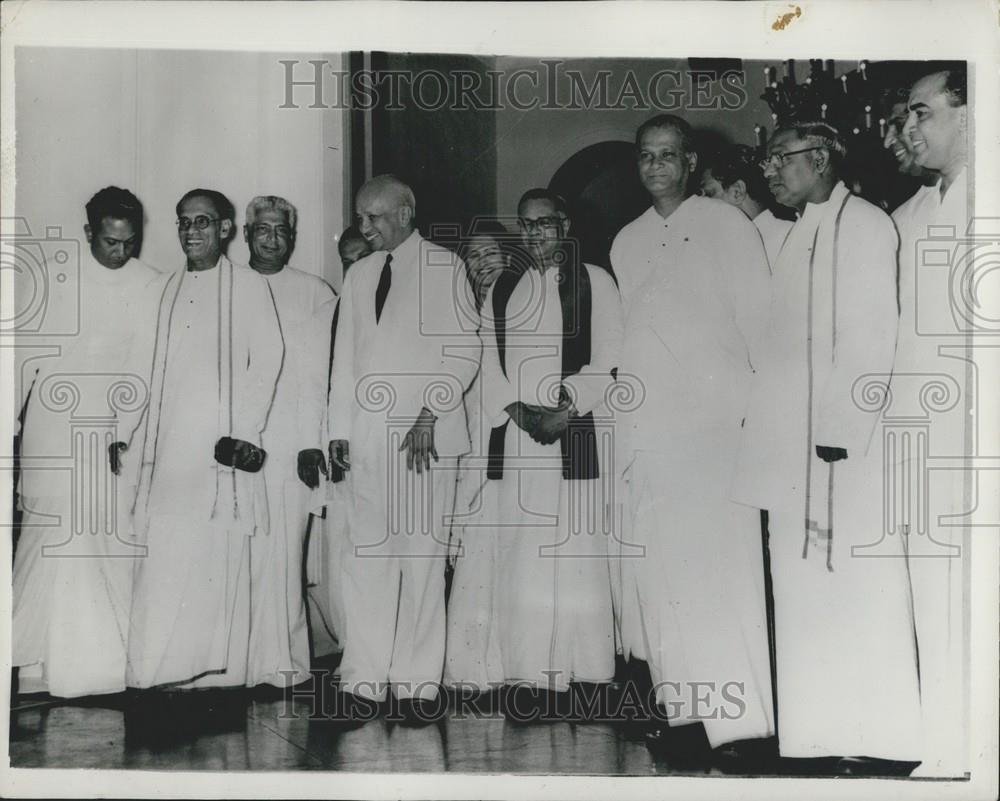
[486,244,605,481]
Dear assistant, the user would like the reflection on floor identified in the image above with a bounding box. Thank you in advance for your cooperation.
[10,693,676,774]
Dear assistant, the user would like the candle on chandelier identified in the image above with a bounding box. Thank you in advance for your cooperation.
[754,124,764,148]
[820,102,828,120]
[841,74,848,94]
[879,118,887,138]
[865,105,872,130]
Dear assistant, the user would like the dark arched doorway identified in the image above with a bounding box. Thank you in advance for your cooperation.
[549,141,649,270]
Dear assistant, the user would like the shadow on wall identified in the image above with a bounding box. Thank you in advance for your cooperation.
[548,141,649,271]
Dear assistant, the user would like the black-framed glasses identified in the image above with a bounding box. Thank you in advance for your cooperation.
[518,215,564,232]
[759,147,824,172]
[176,215,222,231]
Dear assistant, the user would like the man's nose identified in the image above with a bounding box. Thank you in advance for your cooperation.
[358,217,372,235]
[902,110,917,138]
[883,127,896,150]
[762,162,777,178]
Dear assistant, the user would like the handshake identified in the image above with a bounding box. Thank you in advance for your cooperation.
[505,387,578,446]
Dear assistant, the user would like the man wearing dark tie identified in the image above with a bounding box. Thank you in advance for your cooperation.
[326,175,478,723]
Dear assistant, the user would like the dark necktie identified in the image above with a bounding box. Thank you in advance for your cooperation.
[375,253,392,323]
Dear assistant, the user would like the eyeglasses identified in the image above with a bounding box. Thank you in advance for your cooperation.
[176,215,222,231]
[518,216,564,232]
[250,223,292,239]
[759,147,824,172]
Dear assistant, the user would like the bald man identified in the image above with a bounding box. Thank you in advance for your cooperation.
[327,175,479,722]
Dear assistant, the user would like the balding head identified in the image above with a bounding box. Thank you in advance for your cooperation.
[355,174,416,252]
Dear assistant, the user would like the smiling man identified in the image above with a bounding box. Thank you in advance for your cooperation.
[12,186,165,698]
[327,174,478,724]
[733,123,922,773]
[126,188,283,694]
[611,115,775,766]
[243,196,334,690]
[890,63,969,778]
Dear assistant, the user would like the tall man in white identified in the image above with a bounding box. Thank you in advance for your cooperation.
[612,115,775,760]
[13,187,166,697]
[733,123,922,772]
[478,190,622,708]
[243,195,335,688]
[127,189,283,690]
[328,175,477,719]
[893,64,970,777]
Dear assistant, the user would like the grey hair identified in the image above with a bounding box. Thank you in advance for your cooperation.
[359,174,416,216]
[245,195,298,230]
[777,121,847,173]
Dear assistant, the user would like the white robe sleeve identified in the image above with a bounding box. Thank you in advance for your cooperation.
[327,270,357,443]
[234,269,284,444]
[563,267,624,417]
[296,296,337,452]
[814,207,899,455]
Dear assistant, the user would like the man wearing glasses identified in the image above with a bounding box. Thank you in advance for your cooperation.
[612,114,775,767]
[474,189,622,718]
[241,196,335,691]
[733,124,922,773]
[126,189,283,699]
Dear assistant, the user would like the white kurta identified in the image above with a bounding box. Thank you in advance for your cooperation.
[126,256,283,689]
[753,208,794,272]
[616,196,774,747]
[328,230,478,701]
[13,254,166,697]
[249,265,335,688]
[733,182,922,760]
[476,263,623,691]
[892,167,970,776]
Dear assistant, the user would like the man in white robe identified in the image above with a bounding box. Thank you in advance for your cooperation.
[699,144,794,270]
[892,66,971,777]
[243,195,335,688]
[12,187,166,698]
[327,175,478,720]
[613,115,775,758]
[126,189,283,690]
[477,192,622,712]
[733,123,922,771]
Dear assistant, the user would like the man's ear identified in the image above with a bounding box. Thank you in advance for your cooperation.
[399,205,414,227]
[242,224,250,244]
[560,216,572,238]
[727,179,747,205]
[84,224,93,244]
[812,147,831,175]
[686,151,699,176]
[220,219,234,240]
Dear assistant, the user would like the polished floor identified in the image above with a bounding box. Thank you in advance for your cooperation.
[10,690,698,774]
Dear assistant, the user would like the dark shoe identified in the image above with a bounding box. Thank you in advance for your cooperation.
[567,681,612,723]
[833,756,921,776]
[316,690,382,729]
[446,685,502,719]
[713,735,780,774]
[645,721,714,772]
[390,695,447,728]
